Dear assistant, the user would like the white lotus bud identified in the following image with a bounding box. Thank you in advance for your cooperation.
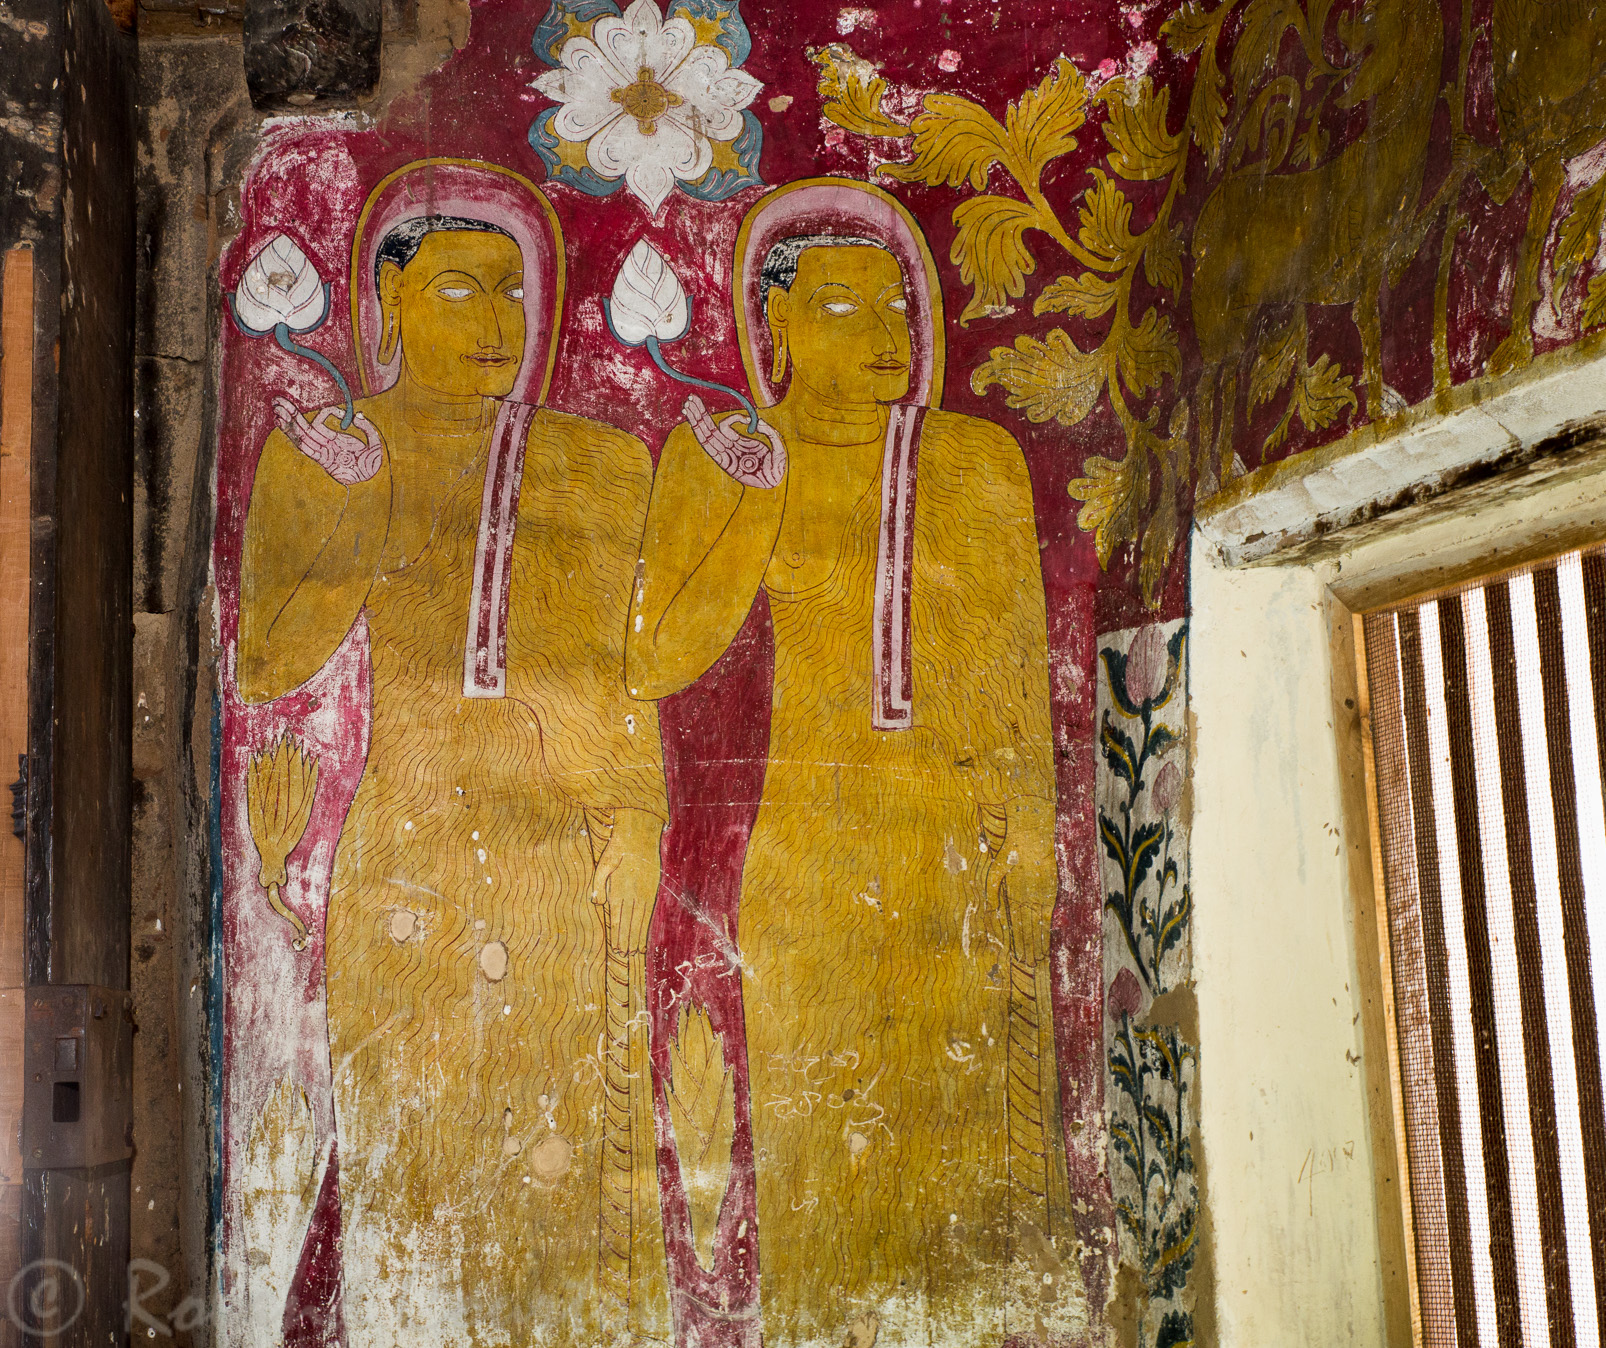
[607,240,691,347]
[233,233,328,334]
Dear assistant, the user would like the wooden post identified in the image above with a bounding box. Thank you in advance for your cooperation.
[0,244,34,1345]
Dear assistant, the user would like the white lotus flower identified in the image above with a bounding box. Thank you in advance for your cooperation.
[531,0,763,215]
[233,233,327,334]
[608,240,691,345]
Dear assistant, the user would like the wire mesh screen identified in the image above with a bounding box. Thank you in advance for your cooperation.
[1365,549,1606,1348]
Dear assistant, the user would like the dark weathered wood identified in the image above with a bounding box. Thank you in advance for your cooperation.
[2,0,135,1335]
[243,0,380,109]
[50,0,134,995]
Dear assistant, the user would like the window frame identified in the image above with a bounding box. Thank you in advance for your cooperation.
[1189,348,1606,1347]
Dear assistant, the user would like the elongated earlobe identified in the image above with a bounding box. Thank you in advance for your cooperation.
[770,334,788,385]
[378,310,399,365]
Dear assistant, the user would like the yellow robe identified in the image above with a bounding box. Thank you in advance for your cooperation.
[636,407,1069,1345]
[238,390,667,1346]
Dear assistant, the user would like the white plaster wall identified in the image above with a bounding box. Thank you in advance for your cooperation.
[1190,537,1387,1346]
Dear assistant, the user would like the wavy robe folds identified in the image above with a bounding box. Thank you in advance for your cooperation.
[739,409,1080,1346]
[242,398,667,1346]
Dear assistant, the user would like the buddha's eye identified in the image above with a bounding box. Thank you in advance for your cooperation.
[437,285,475,300]
[821,300,858,316]
[885,296,908,313]
[504,286,524,301]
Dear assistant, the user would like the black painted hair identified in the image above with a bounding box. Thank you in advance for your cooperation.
[758,233,894,309]
[374,215,516,291]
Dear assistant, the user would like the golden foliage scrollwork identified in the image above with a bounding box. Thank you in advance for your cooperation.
[818,0,1606,607]
[810,44,909,138]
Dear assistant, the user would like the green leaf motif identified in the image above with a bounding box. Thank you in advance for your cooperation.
[1156,1310,1195,1348]
[1128,820,1164,894]
[1158,885,1192,965]
[1100,646,1141,718]
[1101,719,1139,787]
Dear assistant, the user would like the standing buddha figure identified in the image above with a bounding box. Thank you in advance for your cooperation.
[236,162,667,1346]
[628,180,1081,1346]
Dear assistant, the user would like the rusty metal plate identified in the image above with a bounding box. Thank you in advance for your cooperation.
[22,985,132,1170]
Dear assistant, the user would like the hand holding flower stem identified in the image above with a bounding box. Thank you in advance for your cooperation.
[229,233,357,431]
[606,238,787,487]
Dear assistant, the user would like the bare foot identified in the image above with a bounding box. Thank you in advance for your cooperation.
[1487,330,1534,380]
[843,1312,880,1347]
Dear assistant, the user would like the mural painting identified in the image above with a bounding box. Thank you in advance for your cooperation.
[207,0,1606,1343]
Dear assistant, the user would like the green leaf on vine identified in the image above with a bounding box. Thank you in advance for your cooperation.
[1035,270,1119,319]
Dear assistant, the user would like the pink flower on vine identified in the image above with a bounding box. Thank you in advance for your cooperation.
[1125,623,1169,705]
[1152,760,1182,814]
[1108,967,1144,1025]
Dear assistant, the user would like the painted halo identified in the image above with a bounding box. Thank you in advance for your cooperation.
[350,158,566,406]
[732,177,947,411]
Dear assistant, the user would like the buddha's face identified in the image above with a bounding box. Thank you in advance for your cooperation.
[768,246,911,406]
[379,230,527,399]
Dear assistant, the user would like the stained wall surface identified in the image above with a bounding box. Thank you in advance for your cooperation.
[121,0,1606,1342]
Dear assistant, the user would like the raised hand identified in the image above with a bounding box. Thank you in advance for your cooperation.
[273,396,385,486]
[683,395,787,490]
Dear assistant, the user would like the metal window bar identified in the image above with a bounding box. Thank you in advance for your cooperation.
[1362,546,1606,1348]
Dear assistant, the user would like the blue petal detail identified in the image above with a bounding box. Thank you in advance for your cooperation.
[668,0,752,66]
[676,110,765,203]
[530,0,618,67]
[528,108,629,198]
